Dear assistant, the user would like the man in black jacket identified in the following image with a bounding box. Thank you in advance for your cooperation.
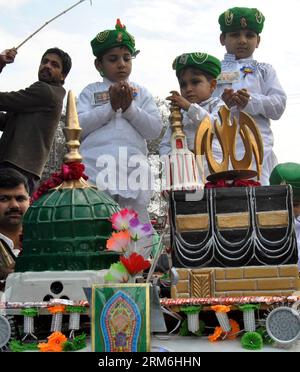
[0,47,17,73]
[0,47,72,194]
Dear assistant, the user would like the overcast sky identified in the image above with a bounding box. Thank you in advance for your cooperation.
[1,0,299,164]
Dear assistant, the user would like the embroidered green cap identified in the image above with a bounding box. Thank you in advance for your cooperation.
[218,7,265,34]
[91,19,137,57]
[172,52,221,78]
[269,163,300,202]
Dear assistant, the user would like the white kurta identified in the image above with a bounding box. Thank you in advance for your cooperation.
[77,77,162,206]
[213,53,287,185]
[159,97,224,156]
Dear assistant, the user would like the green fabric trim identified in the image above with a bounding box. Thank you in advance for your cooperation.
[91,19,136,57]
[239,304,260,312]
[180,305,202,314]
[179,319,189,336]
[66,306,86,314]
[9,340,39,352]
[256,326,274,345]
[173,52,221,78]
[21,308,38,317]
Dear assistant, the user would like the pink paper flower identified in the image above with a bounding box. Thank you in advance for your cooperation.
[110,209,138,230]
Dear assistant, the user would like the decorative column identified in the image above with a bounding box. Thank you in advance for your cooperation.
[48,305,65,333]
[180,306,202,333]
[239,304,260,332]
[21,308,38,341]
[211,305,231,332]
[66,306,86,338]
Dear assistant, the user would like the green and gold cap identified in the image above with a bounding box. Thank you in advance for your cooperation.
[172,52,221,78]
[91,19,137,57]
[270,162,300,202]
[218,7,265,34]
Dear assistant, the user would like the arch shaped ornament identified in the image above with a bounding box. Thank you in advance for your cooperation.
[194,106,263,180]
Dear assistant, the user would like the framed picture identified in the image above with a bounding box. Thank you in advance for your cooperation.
[91,283,151,352]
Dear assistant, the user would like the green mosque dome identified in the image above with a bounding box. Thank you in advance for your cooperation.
[16,185,120,272]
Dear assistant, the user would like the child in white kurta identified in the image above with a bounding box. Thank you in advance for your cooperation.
[77,20,162,224]
[214,7,287,185]
[159,52,223,161]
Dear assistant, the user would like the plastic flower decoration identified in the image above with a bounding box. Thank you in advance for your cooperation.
[38,331,67,352]
[104,209,152,283]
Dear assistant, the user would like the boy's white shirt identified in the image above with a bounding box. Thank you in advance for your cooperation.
[213,53,287,184]
[159,96,224,156]
[77,77,162,204]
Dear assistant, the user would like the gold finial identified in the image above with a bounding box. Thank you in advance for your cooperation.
[63,90,82,164]
[194,106,263,180]
[58,90,90,189]
[170,103,184,135]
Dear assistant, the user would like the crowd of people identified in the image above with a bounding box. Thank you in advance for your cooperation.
[0,6,299,286]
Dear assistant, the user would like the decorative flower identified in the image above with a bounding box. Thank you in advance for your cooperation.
[226,319,240,340]
[104,262,130,283]
[208,327,223,342]
[120,252,150,276]
[48,332,68,352]
[241,331,263,350]
[211,305,231,313]
[38,331,67,352]
[240,66,255,78]
[32,162,88,202]
[38,342,52,352]
[110,209,137,230]
[47,305,66,314]
[106,230,131,253]
[105,208,153,283]
[128,217,152,241]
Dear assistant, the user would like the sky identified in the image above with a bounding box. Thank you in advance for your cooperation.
[0,0,299,164]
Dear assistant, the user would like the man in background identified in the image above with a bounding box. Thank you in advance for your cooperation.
[0,47,72,194]
[0,168,29,288]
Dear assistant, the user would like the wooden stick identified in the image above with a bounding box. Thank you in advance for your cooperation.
[16,0,89,50]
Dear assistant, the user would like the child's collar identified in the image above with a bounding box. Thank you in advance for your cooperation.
[103,76,130,86]
[224,53,254,63]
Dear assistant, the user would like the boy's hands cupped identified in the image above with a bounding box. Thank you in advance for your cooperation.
[109,81,133,112]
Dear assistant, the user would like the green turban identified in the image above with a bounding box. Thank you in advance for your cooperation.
[172,53,221,78]
[270,163,300,202]
[91,19,137,57]
[218,7,265,34]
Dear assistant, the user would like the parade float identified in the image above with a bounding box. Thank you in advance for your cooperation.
[1,94,300,352]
